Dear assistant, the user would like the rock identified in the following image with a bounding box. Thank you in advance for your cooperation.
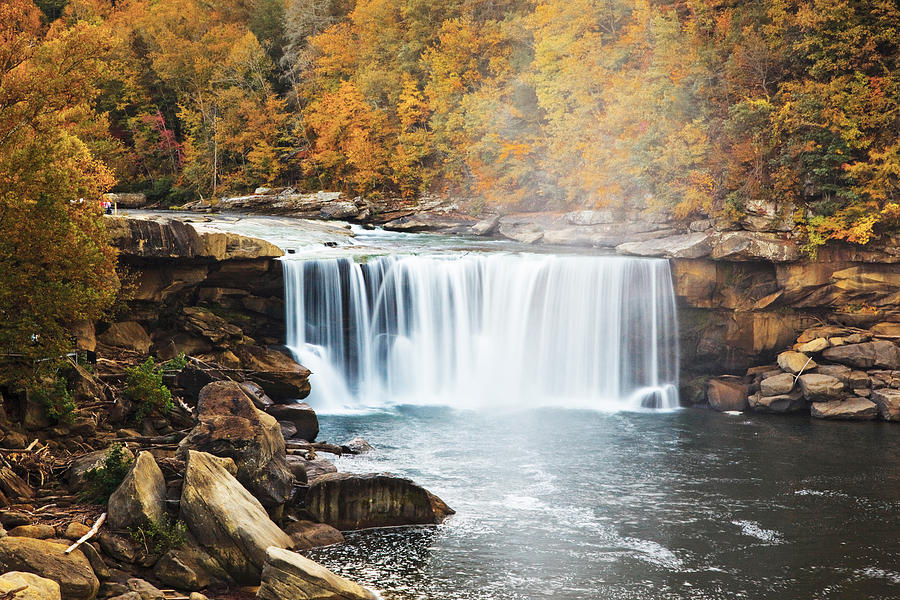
[283,521,344,550]
[319,201,359,220]
[777,351,815,374]
[66,448,135,493]
[257,546,377,600]
[285,455,335,482]
[470,214,500,236]
[706,378,749,412]
[811,398,879,420]
[279,421,297,440]
[7,525,54,539]
[179,451,292,584]
[126,579,164,600]
[342,437,374,454]
[0,537,99,600]
[0,571,61,600]
[108,594,142,600]
[798,326,849,343]
[181,308,242,345]
[798,374,844,401]
[232,345,311,401]
[189,594,209,600]
[306,473,454,531]
[870,322,900,340]
[798,338,829,353]
[616,232,712,259]
[264,403,318,442]
[749,391,807,413]
[239,382,275,410]
[153,541,231,591]
[104,192,147,208]
[178,382,294,510]
[108,452,166,531]
[759,373,795,397]
[76,542,109,580]
[98,322,152,354]
[98,532,144,565]
[870,389,900,421]
[710,231,800,262]
[0,432,27,450]
[822,341,900,369]
[848,370,870,388]
[64,522,91,541]
[814,364,852,383]
[0,512,31,529]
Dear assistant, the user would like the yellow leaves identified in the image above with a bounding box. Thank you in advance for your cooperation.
[498,143,531,162]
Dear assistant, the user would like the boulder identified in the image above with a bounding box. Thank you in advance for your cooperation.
[870,389,900,421]
[798,326,849,343]
[319,201,359,220]
[7,525,54,539]
[470,214,500,236]
[798,338,829,354]
[616,232,712,259]
[869,322,900,340]
[283,521,344,551]
[814,364,852,383]
[153,540,232,591]
[749,391,807,413]
[177,382,293,509]
[798,374,844,401]
[759,373,795,397]
[848,370,871,388]
[811,398,879,420]
[777,351,816,374]
[706,378,748,412]
[257,546,377,600]
[181,308,243,346]
[65,448,135,493]
[98,322,151,354]
[285,455,338,482]
[0,537,99,600]
[264,403,318,442]
[710,231,800,262]
[108,451,166,531]
[0,571,61,600]
[126,579,164,600]
[179,451,293,584]
[342,437,374,454]
[232,345,311,401]
[305,473,454,531]
[822,341,900,369]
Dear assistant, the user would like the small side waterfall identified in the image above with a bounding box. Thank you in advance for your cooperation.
[283,254,679,411]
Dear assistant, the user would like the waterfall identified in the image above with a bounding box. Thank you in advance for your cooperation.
[283,254,679,412]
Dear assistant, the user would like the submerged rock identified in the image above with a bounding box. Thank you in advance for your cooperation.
[305,472,454,531]
[257,546,377,600]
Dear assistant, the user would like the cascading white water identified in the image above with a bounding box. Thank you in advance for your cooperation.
[283,253,679,412]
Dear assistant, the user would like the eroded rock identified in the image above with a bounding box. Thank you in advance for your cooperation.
[0,537,99,600]
[108,452,166,531]
[257,546,377,600]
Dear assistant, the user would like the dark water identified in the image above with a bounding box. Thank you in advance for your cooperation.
[308,406,900,600]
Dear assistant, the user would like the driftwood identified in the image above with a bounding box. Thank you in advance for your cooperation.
[65,512,106,555]
[0,585,28,599]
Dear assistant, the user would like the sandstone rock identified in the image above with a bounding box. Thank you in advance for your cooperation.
[181,308,242,346]
[98,322,152,354]
[798,326,849,343]
[107,593,141,600]
[798,374,844,401]
[279,421,297,440]
[870,389,900,421]
[870,322,900,340]
[616,232,712,259]
[706,378,749,412]
[777,351,816,374]
[814,364,852,383]
[0,571,61,600]
[849,370,870,388]
[286,455,335,482]
[749,391,807,413]
[7,525,54,539]
[710,231,800,262]
[811,398,879,420]
[126,578,164,600]
[257,546,377,600]
[70,321,96,353]
[66,448,135,493]
[178,382,294,510]
[320,201,360,220]
[153,538,232,591]
[822,341,900,369]
[565,210,615,225]
[306,473,454,531]
[64,522,91,541]
[232,345,311,401]
[0,537,99,600]
[470,214,500,236]
[283,521,344,551]
[798,338,829,353]
[759,373,795,397]
[108,451,166,531]
[179,451,292,584]
[264,403,318,442]
[98,532,145,565]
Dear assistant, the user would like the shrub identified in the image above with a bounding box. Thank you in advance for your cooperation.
[130,516,187,554]
[163,352,188,372]
[124,358,174,423]
[31,375,76,425]
[82,443,133,503]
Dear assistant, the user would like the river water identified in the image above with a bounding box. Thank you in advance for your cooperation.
[136,212,900,599]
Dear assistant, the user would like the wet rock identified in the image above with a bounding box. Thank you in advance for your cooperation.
[870,389,900,421]
[179,450,292,584]
[286,455,335,482]
[257,546,377,600]
[0,537,99,600]
[178,382,293,509]
[706,378,749,412]
[264,403,318,442]
[98,322,152,355]
[777,351,815,374]
[342,437,374,454]
[822,341,900,369]
[0,571,61,600]
[759,373,795,396]
[232,345,311,401]
[306,472,454,531]
[284,521,344,550]
[798,374,844,401]
[749,391,807,413]
[108,452,166,531]
[811,398,879,420]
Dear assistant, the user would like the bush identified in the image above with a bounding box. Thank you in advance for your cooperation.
[82,443,133,504]
[124,358,174,423]
[31,375,76,425]
[163,352,188,372]
[130,516,187,554]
